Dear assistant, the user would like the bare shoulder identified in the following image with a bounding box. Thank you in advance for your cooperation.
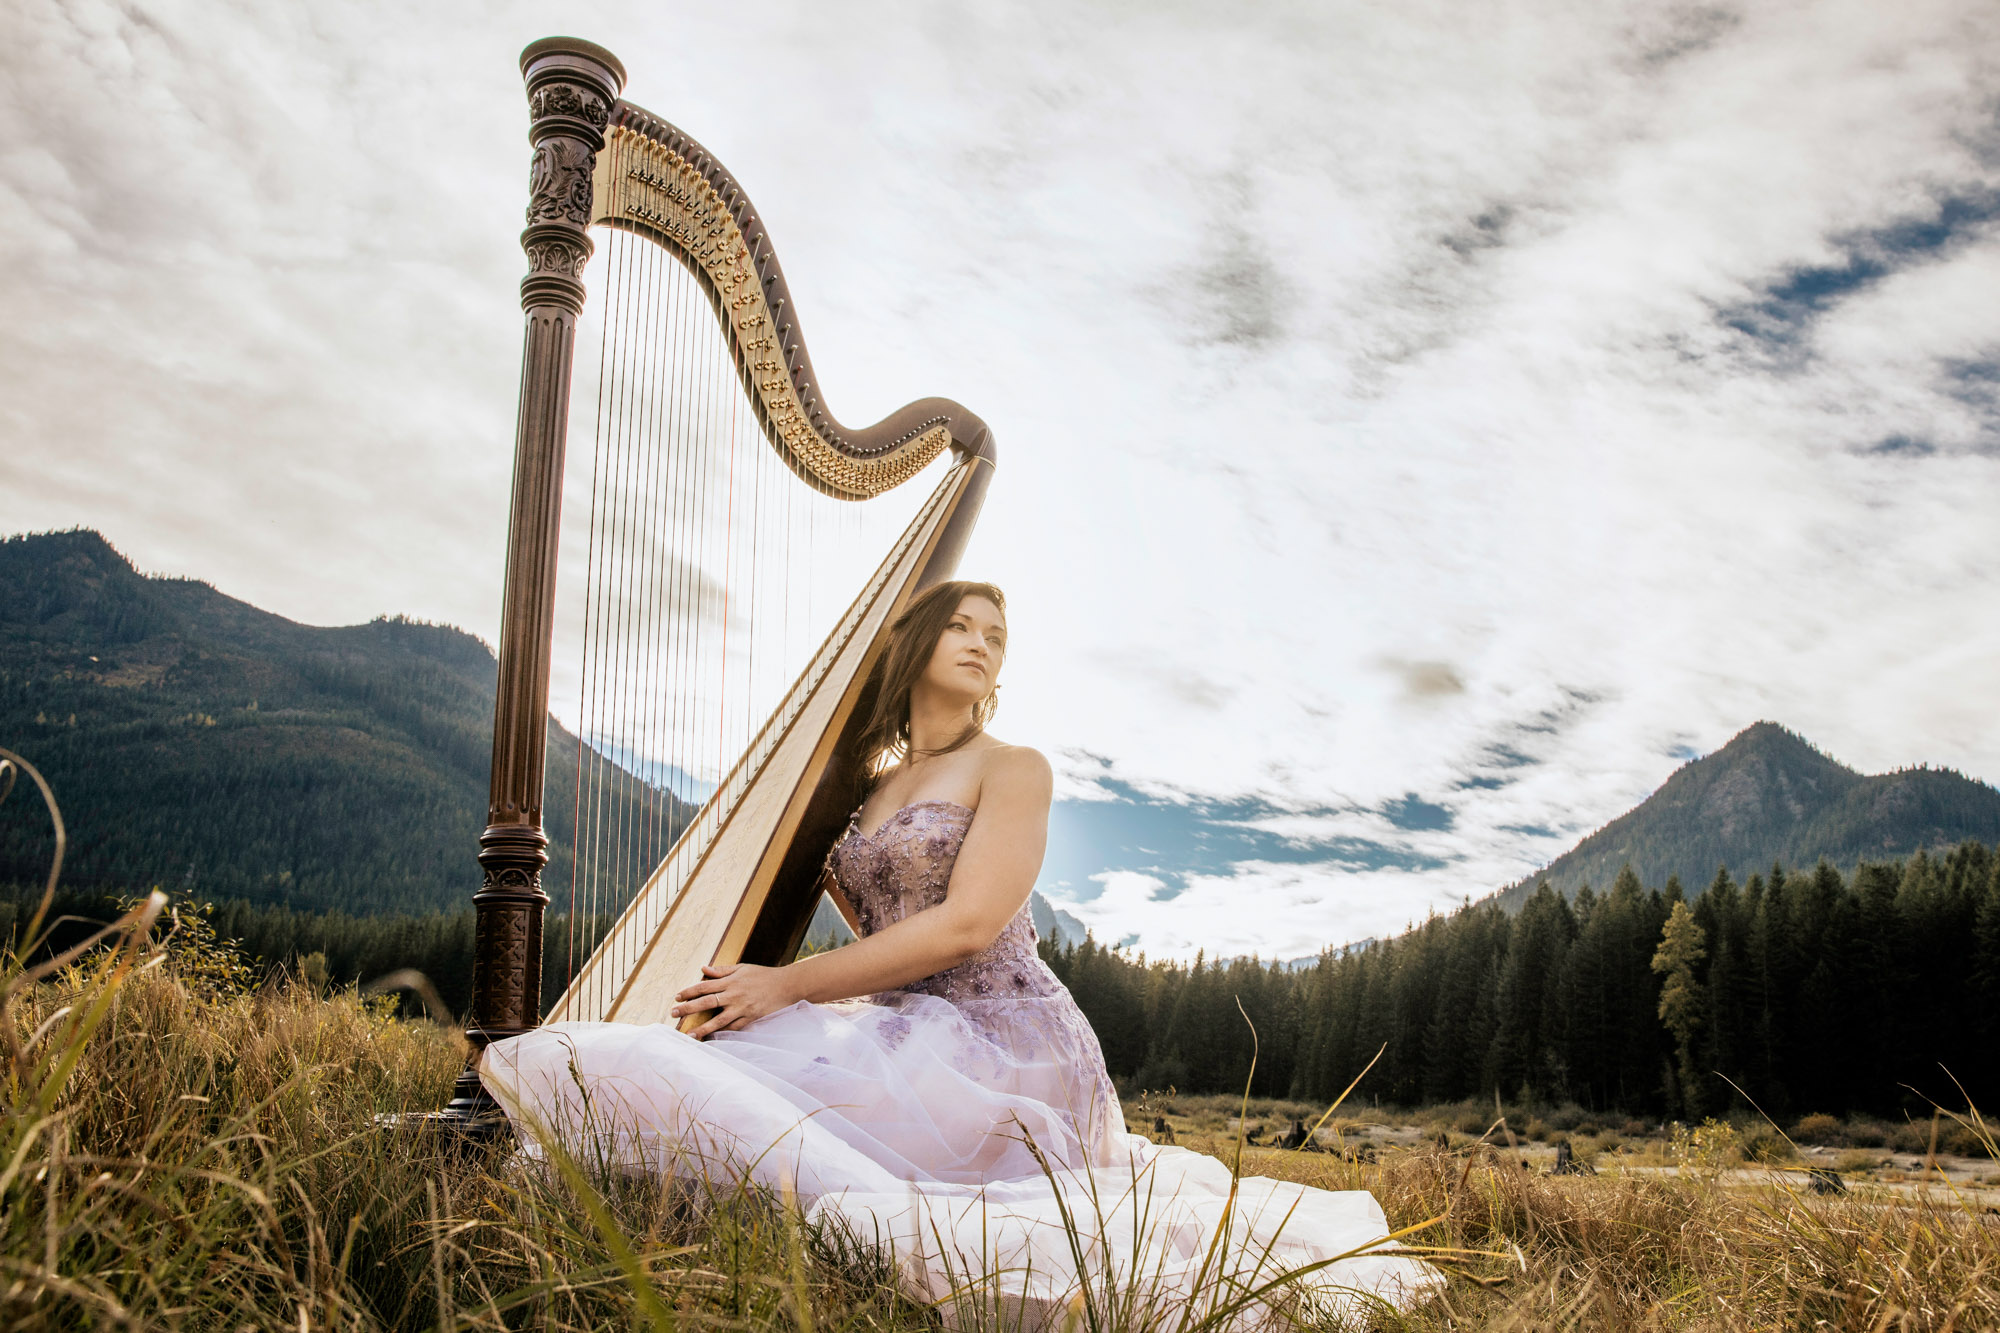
[975,740,1053,802]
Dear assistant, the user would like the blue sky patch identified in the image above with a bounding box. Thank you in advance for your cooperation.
[1724,187,2000,348]
[1036,777,1454,904]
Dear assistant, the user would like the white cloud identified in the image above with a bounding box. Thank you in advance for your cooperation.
[1068,863,1466,964]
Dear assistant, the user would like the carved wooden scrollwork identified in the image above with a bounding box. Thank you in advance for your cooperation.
[528,138,596,226]
[530,82,610,128]
[471,902,541,1030]
[523,235,590,278]
[589,109,992,500]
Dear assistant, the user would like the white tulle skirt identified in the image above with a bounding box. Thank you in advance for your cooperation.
[480,994,1441,1327]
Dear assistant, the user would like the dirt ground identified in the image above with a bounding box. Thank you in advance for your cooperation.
[1619,1150,2000,1208]
[1125,1106,2000,1209]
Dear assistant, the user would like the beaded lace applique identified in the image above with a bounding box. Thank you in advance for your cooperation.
[831,801,1056,1004]
[827,799,1123,1155]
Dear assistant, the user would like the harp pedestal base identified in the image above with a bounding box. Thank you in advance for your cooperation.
[374,1105,512,1149]
[381,1037,520,1146]
[439,1066,508,1131]
[436,823,552,1139]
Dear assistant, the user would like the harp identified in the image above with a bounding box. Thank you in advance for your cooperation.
[439,38,994,1125]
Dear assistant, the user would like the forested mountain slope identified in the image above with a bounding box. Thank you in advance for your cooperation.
[1495,721,2000,909]
[0,529,679,915]
[0,529,1084,936]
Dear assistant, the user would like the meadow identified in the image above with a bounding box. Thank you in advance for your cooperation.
[5,889,1997,1333]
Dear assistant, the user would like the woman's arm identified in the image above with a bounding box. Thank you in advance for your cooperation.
[672,746,1053,1038]
[782,747,1052,1001]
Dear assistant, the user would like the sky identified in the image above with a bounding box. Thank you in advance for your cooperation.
[5,0,1999,961]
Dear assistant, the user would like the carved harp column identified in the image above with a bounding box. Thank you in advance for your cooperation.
[444,38,626,1123]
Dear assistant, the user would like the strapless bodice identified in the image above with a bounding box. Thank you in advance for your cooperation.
[828,799,1062,1005]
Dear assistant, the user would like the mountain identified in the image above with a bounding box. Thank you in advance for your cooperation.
[0,529,1083,936]
[1494,721,2000,909]
[1030,894,1089,949]
[0,529,680,915]
[20,533,1989,936]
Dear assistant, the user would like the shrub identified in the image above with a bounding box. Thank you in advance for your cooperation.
[1672,1118,1739,1168]
[1889,1122,1933,1154]
[1740,1129,1796,1164]
[1520,1117,1549,1141]
[1791,1113,1844,1145]
[1544,1104,1585,1132]
[132,894,256,996]
[1846,1119,1888,1147]
[1941,1123,1993,1159]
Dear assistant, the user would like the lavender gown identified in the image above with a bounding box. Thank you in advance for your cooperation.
[480,800,1440,1325]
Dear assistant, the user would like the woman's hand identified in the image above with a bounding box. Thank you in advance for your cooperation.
[671,963,799,1039]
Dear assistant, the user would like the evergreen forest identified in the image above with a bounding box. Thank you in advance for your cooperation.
[1045,845,2000,1121]
[8,841,1995,1123]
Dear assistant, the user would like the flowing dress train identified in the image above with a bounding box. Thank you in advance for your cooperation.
[480,800,1442,1326]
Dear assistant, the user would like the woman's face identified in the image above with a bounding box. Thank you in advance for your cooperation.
[921,594,1006,705]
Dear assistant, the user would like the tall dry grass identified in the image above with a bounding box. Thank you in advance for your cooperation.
[1258,1138,1999,1329]
[1,910,944,1331]
[10,945,1996,1332]
[3,752,1997,1331]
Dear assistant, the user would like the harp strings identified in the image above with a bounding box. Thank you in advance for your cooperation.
[555,187,934,1015]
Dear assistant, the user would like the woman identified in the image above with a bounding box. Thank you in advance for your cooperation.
[481,581,1440,1325]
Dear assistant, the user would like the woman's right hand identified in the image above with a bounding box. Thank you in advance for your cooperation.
[671,962,801,1039]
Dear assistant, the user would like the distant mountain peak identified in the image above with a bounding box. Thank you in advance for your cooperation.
[0,526,563,912]
[6,526,120,555]
[1,526,494,674]
[1496,722,2000,909]
[1715,720,1856,773]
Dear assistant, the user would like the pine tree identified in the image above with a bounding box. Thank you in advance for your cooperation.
[1652,900,1709,1118]
[1747,862,1791,1112]
[1968,858,2000,1108]
[1693,869,1749,1109]
[1488,882,1575,1100]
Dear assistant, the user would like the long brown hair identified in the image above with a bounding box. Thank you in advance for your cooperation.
[848,580,1006,792]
